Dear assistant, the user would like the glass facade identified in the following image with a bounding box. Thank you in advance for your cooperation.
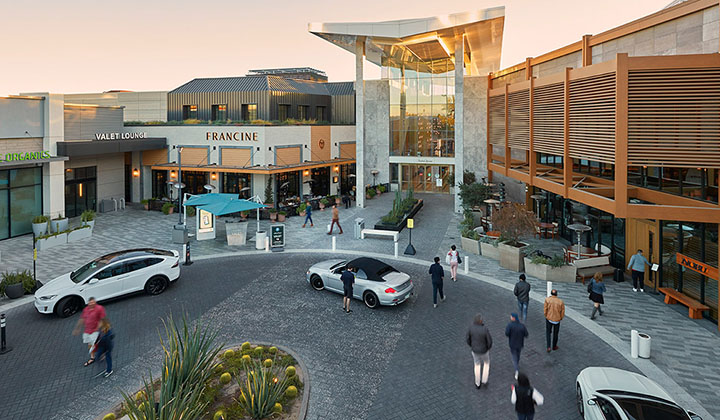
[276,171,301,202]
[388,60,455,157]
[211,104,227,121]
[65,166,97,218]
[242,104,258,121]
[400,164,453,193]
[152,170,168,199]
[0,167,43,239]
[628,166,718,204]
[222,173,252,198]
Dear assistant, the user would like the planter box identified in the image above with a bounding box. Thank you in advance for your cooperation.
[36,233,68,251]
[226,221,248,246]
[480,241,500,260]
[4,283,24,299]
[83,220,95,230]
[499,242,527,272]
[523,257,578,282]
[373,199,424,232]
[68,227,92,242]
[461,237,480,255]
[32,222,48,236]
[50,218,68,233]
[471,210,484,227]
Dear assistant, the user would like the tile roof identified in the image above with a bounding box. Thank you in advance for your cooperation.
[170,76,354,96]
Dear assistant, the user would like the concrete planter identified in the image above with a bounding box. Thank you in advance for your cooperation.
[68,227,93,242]
[480,241,500,260]
[4,283,25,299]
[36,232,68,251]
[499,242,527,272]
[82,220,95,230]
[471,210,484,227]
[461,237,480,255]
[32,222,48,236]
[50,218,68,233]
[523,257,578,282]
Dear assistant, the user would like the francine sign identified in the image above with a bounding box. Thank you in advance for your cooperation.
[206,131,259,141]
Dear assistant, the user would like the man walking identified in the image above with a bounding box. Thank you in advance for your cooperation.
[328,204,343,235]
[429,256,445,308]
[341,266,355,313]
[513,274,531,322]
[505,313,528,379]
[543,289,565,353]
[72,297,106,366]
[302,200,313,228]
[466,313,492,389]
[627,249,650,292]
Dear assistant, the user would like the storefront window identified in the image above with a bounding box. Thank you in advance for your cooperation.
[152,170,168,199]
[182,105,198,120]
[278,105,290,121]
[0,167,43,239]
[629,166,718,204]
[211,104,227,121]
[310,167,329,197]
[222,173,251,197]
[242,104,258,121]
[65,166,97,219]
[277,171,301,202]
[339,164,356,195]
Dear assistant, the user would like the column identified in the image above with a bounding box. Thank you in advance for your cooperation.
[131,151,142,202]
[42,93,65,218]
[355,37,366,208]
[454,35,465,213]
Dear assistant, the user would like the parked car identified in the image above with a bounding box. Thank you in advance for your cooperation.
[34,248,180,318]
[576,367,703,420]
[306,257,414,309]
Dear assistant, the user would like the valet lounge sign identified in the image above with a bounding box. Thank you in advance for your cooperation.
[95,132,148,140]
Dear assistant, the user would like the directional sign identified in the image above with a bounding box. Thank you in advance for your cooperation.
[271,224,285,248]
[407,219,414,229]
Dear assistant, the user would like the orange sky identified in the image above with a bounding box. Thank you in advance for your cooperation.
[0,0,671,95]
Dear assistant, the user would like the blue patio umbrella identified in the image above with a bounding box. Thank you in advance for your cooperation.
[197,199,264,216]
[183,193,239,207]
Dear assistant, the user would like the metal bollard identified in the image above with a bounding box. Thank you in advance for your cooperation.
[394,242,399,258]
[464,256,469,274]
[0,314,12,354]
[546,281,553,297]
[332,236,336,252]
[183,242,193,266]
[265,237,270,252]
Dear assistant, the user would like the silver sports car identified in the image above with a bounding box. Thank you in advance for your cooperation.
[576,367,703,420]
[306,257,414,309]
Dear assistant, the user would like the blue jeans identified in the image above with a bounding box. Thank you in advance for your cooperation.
[97,344,113,373]
[432,283,444,304]
[517,413,534,420]
[510,348,522,372]
[517,301,528,322]
[304,214,313,225]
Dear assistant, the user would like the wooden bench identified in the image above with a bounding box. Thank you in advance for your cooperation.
[572,256,615,284]
[658,288,710,319]
[361,229,398,242]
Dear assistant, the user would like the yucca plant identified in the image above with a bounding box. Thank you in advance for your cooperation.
[236,356,293,419]
[120,315,223,420]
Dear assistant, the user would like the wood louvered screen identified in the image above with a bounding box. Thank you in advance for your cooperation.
[628,68,720,168]
[143,149,167,165]
[181,147,209,165]
[488,94,505,145]
[339,143,356,159]
[221,148,252,167]
[508,89,530,150]
[275,146,301,165]
[568,72,616,163]
[532,82,564,155]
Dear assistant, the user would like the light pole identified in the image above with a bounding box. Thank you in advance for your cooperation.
[177,146,184,225]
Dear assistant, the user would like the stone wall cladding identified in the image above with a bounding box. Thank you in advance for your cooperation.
[363,80,390,185]
[492,69,525,88]
[463,76,488,181]
[532,51,582,78]
[0,138,44,155]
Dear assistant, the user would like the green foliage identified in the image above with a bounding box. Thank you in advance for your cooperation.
[381,188,418,226]
[235,356,294,419]
[461,229,480,240]
[264,176,274,204]
[186,206,196,217]
[377,185,386,193]
[298,203,307,213]
[278,210,287,216]
[80,210,96,222]
[548,255,567,268]
[242,354,251,364]
[241,342,252,351]
[367,188,377,198]
[52,215,66,221]
[32,215,49,224]
[268,346,278,355]
[273,402,283,413]
[490,202,537,246]
[530,254,550,265]
[161,202,174,215]
[213,410,226,420]
[320,198,329,206]
[263,358,273,367]
[220,372,232,385]
[253,346,264,357]
[102,414,116,420]
[224,349,235,359]
[285,385,298,398]
[140,199,149,205]
[285,366,296,377]
[0,270,34,296]
[458,182,491,209]
[463,170,477,185]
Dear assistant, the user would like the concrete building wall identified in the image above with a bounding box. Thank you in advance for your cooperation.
[0,138,44,156]
[491,69,526,88]
[64,91,168,122]
[362,80,390,186]
[66,153,125,203]
[0,97,44,139]
[463,76,489,183]
[64,106,124,140]
[532,51,582,78]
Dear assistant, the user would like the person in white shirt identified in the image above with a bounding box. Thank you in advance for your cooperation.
[511,372,544,420]
[446,245,460,282]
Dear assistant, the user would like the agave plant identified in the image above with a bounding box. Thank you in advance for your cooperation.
[236,355,293,419]
[120,315,223,420]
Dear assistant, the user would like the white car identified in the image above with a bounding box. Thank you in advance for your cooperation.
[35,248,180,318]
[576,367,703,420]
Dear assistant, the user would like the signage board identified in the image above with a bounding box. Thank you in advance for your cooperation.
[271,224,285,247]
[676,253,718,280]
[407,218,414,229]
[2,151,52,162]
[95,132,147,140]
[198,209,214,232]
[205,131,259,142]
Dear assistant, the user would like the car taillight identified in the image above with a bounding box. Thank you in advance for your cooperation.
[172,259,179,268]
[385,287,397,294]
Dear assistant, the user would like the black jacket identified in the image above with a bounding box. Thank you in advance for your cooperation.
[505,321,528,350]
[429,263,444,285]
[466,323,493,354]
[513,281,531,303]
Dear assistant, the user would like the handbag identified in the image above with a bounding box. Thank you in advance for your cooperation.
[457,254,462,265]
[587,281,593,293]
[445,253,451,265]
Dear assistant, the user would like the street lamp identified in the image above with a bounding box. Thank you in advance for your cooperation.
[174,146,184,225]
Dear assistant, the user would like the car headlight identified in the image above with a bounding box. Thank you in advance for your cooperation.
[38,295,57,301]
[306,270,311,275]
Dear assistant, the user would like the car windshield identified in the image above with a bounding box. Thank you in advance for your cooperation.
[614,396,689,420]
[70,256,113,283]
[330,261,347,271]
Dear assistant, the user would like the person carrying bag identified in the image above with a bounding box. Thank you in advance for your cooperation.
[446,245,462,282]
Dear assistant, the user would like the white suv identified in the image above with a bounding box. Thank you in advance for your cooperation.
[34,248,180,317]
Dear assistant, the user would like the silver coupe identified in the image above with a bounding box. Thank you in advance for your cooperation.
[306,257,414,309]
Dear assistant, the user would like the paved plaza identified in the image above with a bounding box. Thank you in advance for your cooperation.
[0,193,717,419]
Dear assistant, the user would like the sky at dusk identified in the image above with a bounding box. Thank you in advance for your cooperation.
[1,0,671,95]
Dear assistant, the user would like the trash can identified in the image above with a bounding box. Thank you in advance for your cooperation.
[638,333,651,358]
[255,230,267,250]
[172,224,188,244]
[354,218,364,239]
[613,268,625,282]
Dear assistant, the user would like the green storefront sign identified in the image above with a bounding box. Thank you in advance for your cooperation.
[1,151,52,162]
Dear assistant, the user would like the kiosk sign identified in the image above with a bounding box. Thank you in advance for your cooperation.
[271,224,285,248]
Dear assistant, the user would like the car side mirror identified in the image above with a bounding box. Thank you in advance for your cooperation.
[587,399,597,406]
[88,278,99,285]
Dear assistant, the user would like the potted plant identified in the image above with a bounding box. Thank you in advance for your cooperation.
[298,203,307,217]
[1,271,25,299]
[277,210,287,222]
[319,198,329,210]
[523,253,577,282]
[269,208,278,221]
[377,184,387,194]
[491,202,537,272]
[264,176,274,207]
[186,206,196,217]
[32,215,49,236]
[329,195,340,205]
[141,199,149,210]
[240,210,249,220]
[80,210,96,229]
[367,188,377,199]
[162,202,174,215]
[51,213,68,233]
[459,210,480,255]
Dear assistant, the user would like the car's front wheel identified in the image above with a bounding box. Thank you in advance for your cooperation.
[55,296,83,318]
[310,274,324,291]
[576,383,585,417]
[363,291,379,309]
[145,276,168,295]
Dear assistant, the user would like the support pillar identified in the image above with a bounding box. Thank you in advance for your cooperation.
[355,37,366,208]
[454,35,465,213]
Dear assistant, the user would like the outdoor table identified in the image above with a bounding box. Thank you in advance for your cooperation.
[567,223,593,260]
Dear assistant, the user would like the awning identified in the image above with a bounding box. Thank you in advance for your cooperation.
[0,156,68,168]
[57,138,167,157]
[151,158,356,174]
[183,193,265,216]
[184,193,242,207]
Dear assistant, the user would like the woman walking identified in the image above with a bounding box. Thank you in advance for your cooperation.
[94,318,115,377]
[446,245,461,282]
[511,372,544,420]
[589,272,606,320]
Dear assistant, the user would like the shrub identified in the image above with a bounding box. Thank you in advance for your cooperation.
[463,170,477,185]
[0,271,30,296]
[161,202,174,215]
[273,403,283,413]
[278,210,287,216]
[140,199,149,205]
[298,203,307,213]
[268,346,278,355]
[214,363,224,373]
[320,198,329,206]
[213,410,226,420]
[242,354,251,364]
[19,270,35,294]
[462,229,480,240]
[80,210,96,222]
[186,206,196,217]
[490,202,537,247]
[236,357,294,419]
[241,342,251,351]
[32,215,49,224]
[530,255,550,265]
[458,182,490,209]
[224,349,235,358]
[134,391,146,402]
[264,176,274,205]
[220,372,232,385]
[285,385,298,398]
[377,185,386,193]
[286,366,296,377]
[253,346,264,357]
[368,188,377,198]
[102,414,116,420]
[548,254,567,268]
[263,359,273,367]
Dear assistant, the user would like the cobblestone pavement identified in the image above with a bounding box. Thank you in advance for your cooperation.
[2,253,636,420]
[0,193,717,418]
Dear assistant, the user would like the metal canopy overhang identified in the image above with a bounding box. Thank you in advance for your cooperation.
[57,138,167,158]
[0,156,68,168]
[151,158,356,175]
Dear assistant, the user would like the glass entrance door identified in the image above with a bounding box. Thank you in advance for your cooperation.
[400,164,452,193]
[65,167,97,218]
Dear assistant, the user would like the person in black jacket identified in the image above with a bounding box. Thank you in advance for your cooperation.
[505,313,528,379]
[466,313,492,389]
[94,318,115,377]
[428,257,445,308]
[513,274,531,322]
[511,372,544,420]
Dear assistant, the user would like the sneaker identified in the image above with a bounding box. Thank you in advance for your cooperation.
[441,295,446,302]
[434,304,438,308]
[633,288,637,292]
[547,347,551,353]
[302,224,306,228]
[104,371,113,378]
[514,371,518,380]
[553,346,559,351]
[640,289,644,292]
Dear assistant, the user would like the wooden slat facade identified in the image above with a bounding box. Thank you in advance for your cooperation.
[275,146,301,165]
[180,147,209,166]
[569,72,616,163]
[507,88,530,150]
[339,143,356,159]
[221,148,252,167]
[142,149,167,166]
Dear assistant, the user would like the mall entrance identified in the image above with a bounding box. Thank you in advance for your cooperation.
[399,164,453,193]
[65,166,97,218]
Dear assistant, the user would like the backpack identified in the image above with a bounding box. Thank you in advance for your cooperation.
[587,281,594,293]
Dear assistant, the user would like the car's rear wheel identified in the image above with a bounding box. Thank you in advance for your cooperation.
[363,291,379,309]
[576,383,585,417]
[310,274,324,291]
[55,296,82,318]
[145,276,168,295]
